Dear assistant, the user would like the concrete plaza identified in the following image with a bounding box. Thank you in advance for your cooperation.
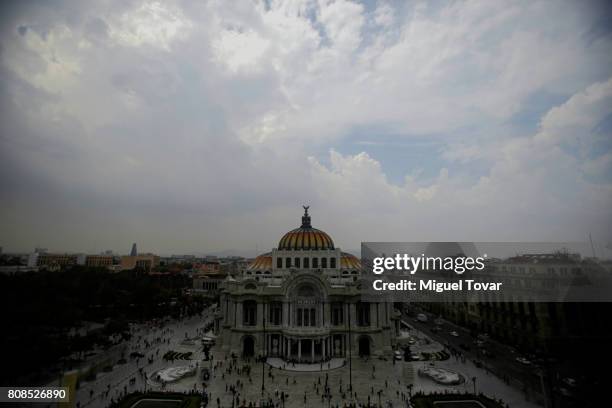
[65,310,540,408]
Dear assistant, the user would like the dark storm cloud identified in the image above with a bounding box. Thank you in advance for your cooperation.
[0,0,611,254]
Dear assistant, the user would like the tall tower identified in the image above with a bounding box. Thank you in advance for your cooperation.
[130,243,138,256]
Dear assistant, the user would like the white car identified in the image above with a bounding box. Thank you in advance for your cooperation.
[515,357,531,365]
[394,350,403,360]
[449,331,459,337]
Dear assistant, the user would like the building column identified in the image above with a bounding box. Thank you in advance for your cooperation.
[323,337,326,358]
[370,303,376,327]
[298,339,302,361]
[259,303,265,327]
[283,302,289,326]
[311,339,315,362]
[321,302,325,326]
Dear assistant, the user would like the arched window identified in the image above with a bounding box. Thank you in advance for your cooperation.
[294,257,301,268]
[330,258,336,268]
[276,258,282,268]
[297,307,316,326]
[269,302,283,325]
[321,257,327,268]
[285,257,291,268]
[303,257,310,268]
[312,257,319,268]
[331,302,344,325]
[357,302,370,327]
[243,300,257,326]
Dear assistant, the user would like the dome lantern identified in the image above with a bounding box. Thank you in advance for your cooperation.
[301,205,311,228]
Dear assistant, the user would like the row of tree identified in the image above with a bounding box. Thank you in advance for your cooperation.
[0,266,208,385]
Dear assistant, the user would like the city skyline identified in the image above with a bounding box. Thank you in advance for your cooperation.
[1,0,612,254]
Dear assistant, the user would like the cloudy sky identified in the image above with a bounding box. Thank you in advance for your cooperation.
[1,0,611,256]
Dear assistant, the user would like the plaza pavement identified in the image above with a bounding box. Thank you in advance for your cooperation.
[62,310,541,408]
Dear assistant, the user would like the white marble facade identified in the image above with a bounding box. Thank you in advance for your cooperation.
[217,208,398,361]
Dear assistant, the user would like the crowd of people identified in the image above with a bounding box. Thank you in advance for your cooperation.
[71,307,216,408]
[66,304,519,408]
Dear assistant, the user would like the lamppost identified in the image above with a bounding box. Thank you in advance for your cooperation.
[348,302,353,393]
[472,376,477,395]
[262,306,266,396]
[325,390,332,408]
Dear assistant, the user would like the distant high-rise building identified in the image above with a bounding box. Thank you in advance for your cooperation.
[130,243,137,256]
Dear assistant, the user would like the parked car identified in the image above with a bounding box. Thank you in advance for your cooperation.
[562,377,577,388]
[449,331,459,337]
[417,313,428,322]
[515,357,531,365]
[394,350,403,360]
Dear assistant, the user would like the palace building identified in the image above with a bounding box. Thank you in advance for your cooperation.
[217,207,398,362]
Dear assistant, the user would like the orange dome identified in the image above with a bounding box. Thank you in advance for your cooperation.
[278,228,335,250]
[278,206,335,250]
[247,252,272,271]
[340,252,361,269]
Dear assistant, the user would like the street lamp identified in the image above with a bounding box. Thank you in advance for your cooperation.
[262,307,266,396]
[472,376,477,395]
[348,303,352,393]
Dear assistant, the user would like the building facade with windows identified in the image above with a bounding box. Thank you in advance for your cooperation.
[120,254,160,272]
[217,207,398,361]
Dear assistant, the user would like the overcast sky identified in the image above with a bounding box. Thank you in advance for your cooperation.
[1,0,611,256]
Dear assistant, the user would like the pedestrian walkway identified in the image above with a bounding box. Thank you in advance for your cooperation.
[62,307,542,408]
[266,357,345,371]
